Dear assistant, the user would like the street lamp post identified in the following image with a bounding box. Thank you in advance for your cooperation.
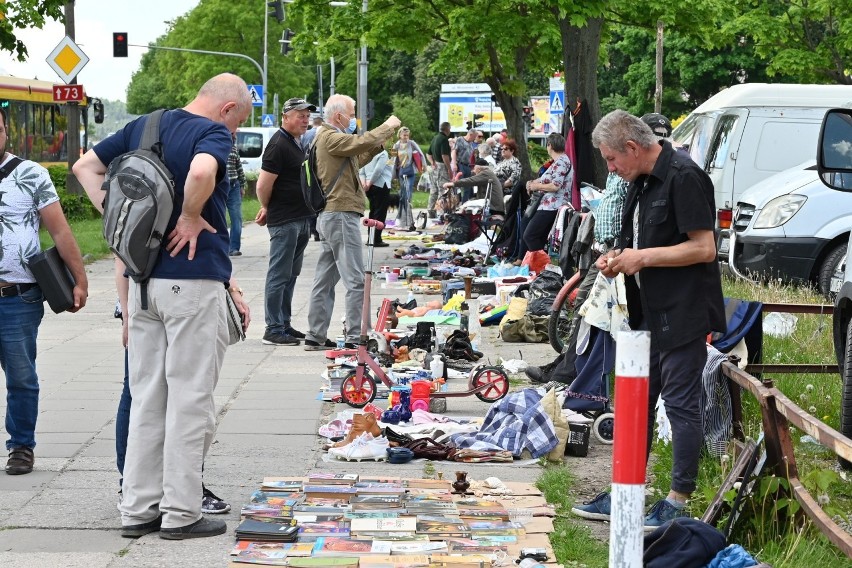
[357,0,368,133]
[263,1,269,116]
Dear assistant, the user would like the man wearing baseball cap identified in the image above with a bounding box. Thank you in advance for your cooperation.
[640,113,673,138]
[255,97,317,346]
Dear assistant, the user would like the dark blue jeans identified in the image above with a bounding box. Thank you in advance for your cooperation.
[517,209,558,260]
[647,335,708,494]
[264,219,311,334]
[0,286,45,450]
[116,349,131,475]
[227,179,243,253]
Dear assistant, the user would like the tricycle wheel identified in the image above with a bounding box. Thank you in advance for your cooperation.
[592,412,614,445]
[340,371,376,408]
[469,366,509,403]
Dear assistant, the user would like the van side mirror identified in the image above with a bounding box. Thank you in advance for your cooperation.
[817,108,852,191]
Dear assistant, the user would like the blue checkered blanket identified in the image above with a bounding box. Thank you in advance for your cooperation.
[448,389,557,458]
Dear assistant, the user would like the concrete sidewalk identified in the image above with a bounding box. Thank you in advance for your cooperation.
[0,220,597,566]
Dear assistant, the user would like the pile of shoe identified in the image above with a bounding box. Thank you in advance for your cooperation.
[325,412,389,462]
[441,330,482,362]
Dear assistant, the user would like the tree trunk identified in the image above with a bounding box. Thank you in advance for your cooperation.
[560,17,606,188]
[489,86,533,182]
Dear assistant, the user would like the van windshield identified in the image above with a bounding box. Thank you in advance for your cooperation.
[236,132,264,159]
[672,111,720,167]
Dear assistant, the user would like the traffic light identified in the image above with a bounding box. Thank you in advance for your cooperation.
[113,33,128,57]
[268,1,285,23]
[522,106,534,130]
[92,99,104,124]
[280,28,295,55]
[472,113,484,128]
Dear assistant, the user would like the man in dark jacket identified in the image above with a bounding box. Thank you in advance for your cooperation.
[572,109,725,530]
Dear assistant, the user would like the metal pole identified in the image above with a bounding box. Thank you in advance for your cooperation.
[130,44,264,87]
[357,0,368,133]
[609,331,650,568]
[263,0,269,117]
[317,64,324,113]
[64,1,83,194]
[330,56,336,96]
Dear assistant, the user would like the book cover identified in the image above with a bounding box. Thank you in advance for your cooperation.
[261,478,303,492]
[429,554,491,567]
[231,541,314,560]
[385,541,449,555]
[312,537,390,556]
[308,472,360,485]
[350,494,403,509]
[298,520,350,534]
[344,511,401,519]
[293,513,347,523]
[303,485,357,501]
[403,479,453,490]
[250,491,301,505]
[286,557,360,567]
[353,481,405,493]
[350,516,417,533]
[234,519,299,542]
[349,531,420,542]
[465,521,524,531]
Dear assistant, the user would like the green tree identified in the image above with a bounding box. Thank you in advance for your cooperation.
[126,1,316,119]
[390,94,431,145]
[290,0,576,180]
[0,0,65,60]
[727,0,852,84]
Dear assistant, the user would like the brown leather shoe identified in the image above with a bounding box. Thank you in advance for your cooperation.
[5,447,34,475]
[331,413,382,448]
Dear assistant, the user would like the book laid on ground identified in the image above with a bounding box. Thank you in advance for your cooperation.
[403,479,453,490]
[352,481,406,495]
[308,472,359,485]
[295,498,351,512]
[378,540,449,555]
[429,554,492,567]
[284,557,360,568]
[250,492,302,506]
[234,519,299,542]
[239,504,294,522]
[296,520,350,540]
[344,511,401,519]
[260,478,303,492]
[303,485,357,501]
[311,537,394,556]
[230,540,314,560]
[350,494,403,509]
[349,516,417,534]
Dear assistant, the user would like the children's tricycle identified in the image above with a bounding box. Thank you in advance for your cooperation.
[340,218,510,408]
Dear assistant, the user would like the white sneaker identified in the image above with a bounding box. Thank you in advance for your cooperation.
[328,433,389,462]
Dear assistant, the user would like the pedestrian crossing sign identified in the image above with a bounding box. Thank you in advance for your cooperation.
[549,90,565,115]
[261,114,275,127]
[248,84,264,107]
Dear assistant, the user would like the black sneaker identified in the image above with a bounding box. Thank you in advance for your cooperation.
[5,447,34,475]
[304,339,335,351]
[285,327,306,339]
[160,517,226,540]
[121,514,162,538]
[344,342,358,349]
[262,331,300,346]
[229,250,242,257]
[201,486,231,514]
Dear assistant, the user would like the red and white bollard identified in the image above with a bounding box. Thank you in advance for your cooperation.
[609,330,650,568]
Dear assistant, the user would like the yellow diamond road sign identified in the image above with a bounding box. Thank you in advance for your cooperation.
[46,36,90,85]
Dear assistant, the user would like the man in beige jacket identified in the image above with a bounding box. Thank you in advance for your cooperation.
[304,94,400,350]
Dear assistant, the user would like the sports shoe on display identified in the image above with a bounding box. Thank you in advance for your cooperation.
[262,331,300,346]
[201,486,231,514]
[328,433,389,462]
[570,492,611,521]
[643,499,688,530]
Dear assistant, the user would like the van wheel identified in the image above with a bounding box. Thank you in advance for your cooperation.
[840,319,852,470]
[818,243,846,300]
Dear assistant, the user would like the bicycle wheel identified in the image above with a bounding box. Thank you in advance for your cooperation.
[548,271,583,353]
[340,371,377,408]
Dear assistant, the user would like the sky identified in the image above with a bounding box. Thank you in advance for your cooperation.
[0,0,201,102]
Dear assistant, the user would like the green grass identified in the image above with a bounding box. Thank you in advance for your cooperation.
[412,189,429,209]
[537,465,608,567]
[44,197,266,260]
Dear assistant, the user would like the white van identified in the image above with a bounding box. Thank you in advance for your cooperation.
[726,160,852,297]
[235,127,278,174]
[670,83,852,255]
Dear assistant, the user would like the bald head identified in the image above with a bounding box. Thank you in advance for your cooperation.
[186,73,252,133]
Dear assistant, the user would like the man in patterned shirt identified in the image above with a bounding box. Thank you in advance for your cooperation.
[226,137,247,256]
[0,108,88,475]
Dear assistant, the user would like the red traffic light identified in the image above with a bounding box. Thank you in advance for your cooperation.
[113,32,128,57]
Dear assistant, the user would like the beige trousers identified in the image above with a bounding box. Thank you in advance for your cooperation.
[119,278,228,529]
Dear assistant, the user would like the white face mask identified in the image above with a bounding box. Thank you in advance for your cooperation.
[340,113,356,134]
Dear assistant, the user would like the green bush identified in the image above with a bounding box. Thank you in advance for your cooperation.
[527,142,550,172]
[46,164,99,221]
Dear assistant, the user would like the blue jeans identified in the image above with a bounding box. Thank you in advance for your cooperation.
[0,286,45,450]
[397,171,415,228]
[116,349,131,475]
[227,179,243,253]
[265,219,311,334]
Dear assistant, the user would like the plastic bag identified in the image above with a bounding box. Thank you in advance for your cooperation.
[763,312,797,338]
[527,269,563,316]
[487,262,530,278]
[522,250,550,275]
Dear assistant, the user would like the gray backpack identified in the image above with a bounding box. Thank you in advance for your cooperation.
[101,109,174,306]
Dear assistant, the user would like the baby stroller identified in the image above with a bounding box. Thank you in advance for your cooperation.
[560,325,615,444]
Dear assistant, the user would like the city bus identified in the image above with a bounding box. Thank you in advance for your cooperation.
[0,75,102,165]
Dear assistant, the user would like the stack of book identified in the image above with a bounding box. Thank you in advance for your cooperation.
[234,519,299,543]
[348,516,417,540]
[296,520,350,542]
[350,494,404,511]
[308,472,359,485]
[415,516,471,539]
[303,484,356,503]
